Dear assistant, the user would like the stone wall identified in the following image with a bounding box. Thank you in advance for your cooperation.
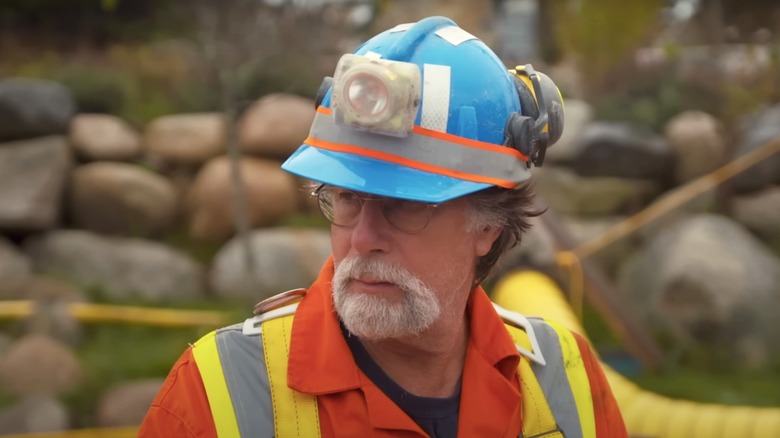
[1,76,779,433]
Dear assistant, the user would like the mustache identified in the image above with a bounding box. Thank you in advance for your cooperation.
[334,257,425,292]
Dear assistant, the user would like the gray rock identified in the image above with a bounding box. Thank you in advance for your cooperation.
[68,113,142,161]
[492,216,557,277]
[144,113,227,165]
[0,333,9,356]
[0,237,32,298]
[532,166,660,216]
[68,162,178,237]
[544,99,594,164]
[96,379,164,427]
[211,228,331,303]
[186,156,299,241]
[618,214,780,368]
[664,111,726,184]
[733,104,780,192]
[561,215,636,277]
[732,185,780,241]
[23,230,206,303]
[569,122,673,180]
[14,276,86,346]
[0,78,76,142]
[0,136,73,230]
[238,93,316,159]
[0,395,69,435]
[0,334,83,396]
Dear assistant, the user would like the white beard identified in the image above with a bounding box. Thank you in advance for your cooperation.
[332,256,441,341]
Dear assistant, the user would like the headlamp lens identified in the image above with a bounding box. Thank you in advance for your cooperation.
[345,73,389,119]
[332,54,421,137]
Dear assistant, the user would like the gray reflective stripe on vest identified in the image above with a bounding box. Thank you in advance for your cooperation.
[213,325,274,438]
[209,308,582,437]
[527,318,584,438]
[308,110,533,185]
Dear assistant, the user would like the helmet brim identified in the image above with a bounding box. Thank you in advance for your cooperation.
[282,144,491,203]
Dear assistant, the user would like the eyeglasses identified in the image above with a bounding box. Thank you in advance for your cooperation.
[313,184,439,234]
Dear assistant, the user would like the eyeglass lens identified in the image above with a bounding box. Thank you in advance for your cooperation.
[317,186,435,233]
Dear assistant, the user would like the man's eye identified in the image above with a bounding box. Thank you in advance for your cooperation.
[397,200,425,212]
[337,192,360,203]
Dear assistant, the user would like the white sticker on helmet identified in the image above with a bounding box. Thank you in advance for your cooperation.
[435,26,478,46]
[421,64,451,133]
[388,23,414,33]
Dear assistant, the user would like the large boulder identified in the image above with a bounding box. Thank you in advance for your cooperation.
[569,122,673,180]
[732,185,780,241]
[68,162,178,236]
[0,334,83,396]
[23,230,206,303]
[0,78,76,142]
[491,216,557,280]
[619,214,780,368]
[13,275,86,346]
[238,93,315,159]
[211,228,331,303]
[68,113,142,161]
[561,215,636,277]
[0,396,69,435]
[732,104,780,192]
[96,379,164,427]
[664,111,726,184]
[0,136,72,231]
[145,113,227,165]
[532,166,660,216]
[544,99,594,164]
[186,156,299,241]
[0,237,32,298]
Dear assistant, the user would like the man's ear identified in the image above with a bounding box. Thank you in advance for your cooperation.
[475,225,502,257]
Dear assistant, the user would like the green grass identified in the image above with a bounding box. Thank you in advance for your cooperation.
[632,368,780,407]
[582,303,780,408]
[63,298,249,428]
[0,296,250,427]
[64,324,204,427]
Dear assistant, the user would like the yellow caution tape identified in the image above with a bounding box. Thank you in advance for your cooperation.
[0,301,228,327]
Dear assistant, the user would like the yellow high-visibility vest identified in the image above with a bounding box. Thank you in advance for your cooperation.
[193,301,596,438]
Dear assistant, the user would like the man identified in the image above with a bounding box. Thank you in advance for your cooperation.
[140,16,627,437]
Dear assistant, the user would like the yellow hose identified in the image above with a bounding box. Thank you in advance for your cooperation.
[492,270,780,438]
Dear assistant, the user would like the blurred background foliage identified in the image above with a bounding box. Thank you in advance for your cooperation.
[2,0,778,128]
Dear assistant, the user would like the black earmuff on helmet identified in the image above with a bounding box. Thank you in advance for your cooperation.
[504,64,565,167]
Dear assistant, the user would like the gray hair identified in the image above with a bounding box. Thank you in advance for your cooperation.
[466,183,544,285]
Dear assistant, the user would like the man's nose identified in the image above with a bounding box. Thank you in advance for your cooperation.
[350,201,392,255]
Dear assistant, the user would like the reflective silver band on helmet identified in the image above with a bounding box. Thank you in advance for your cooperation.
[306,108,533,188]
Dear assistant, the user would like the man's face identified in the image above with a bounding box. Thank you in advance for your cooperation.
[329,190,499,340]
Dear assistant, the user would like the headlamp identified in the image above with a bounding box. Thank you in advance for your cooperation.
[332,54,421,137]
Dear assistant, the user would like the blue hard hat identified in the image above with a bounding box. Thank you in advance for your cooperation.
[282,16,558,203]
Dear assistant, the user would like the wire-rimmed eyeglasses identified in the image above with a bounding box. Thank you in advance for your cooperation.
[313,184,440,234]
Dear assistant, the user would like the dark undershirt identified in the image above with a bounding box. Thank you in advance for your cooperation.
[341,323,461,438]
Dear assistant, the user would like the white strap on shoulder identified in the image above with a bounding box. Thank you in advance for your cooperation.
[493,303,547,366]
[242,303,299,336]
[243,288,307,336]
